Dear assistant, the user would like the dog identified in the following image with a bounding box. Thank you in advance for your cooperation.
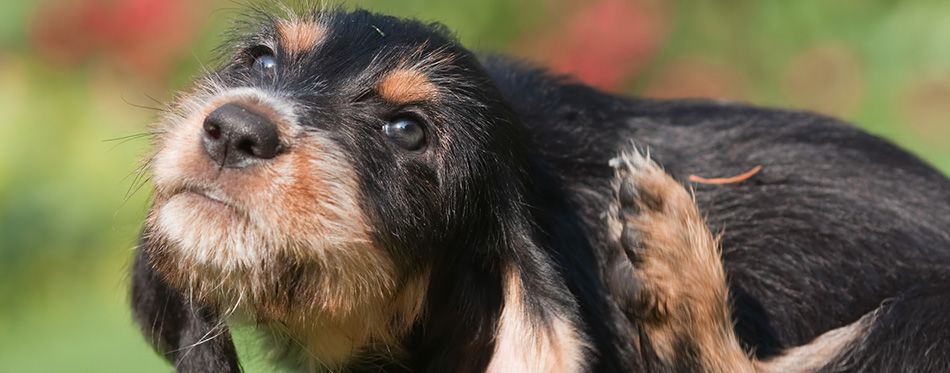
[130,6,950,372]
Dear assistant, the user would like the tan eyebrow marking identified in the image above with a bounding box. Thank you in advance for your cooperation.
[377,69,439,104]
[277,21,326,54]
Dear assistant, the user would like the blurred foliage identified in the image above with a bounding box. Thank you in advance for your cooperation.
[0,0,947,371]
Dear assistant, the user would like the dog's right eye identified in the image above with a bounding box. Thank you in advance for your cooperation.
[244,46,277,72]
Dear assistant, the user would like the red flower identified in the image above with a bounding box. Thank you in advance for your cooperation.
[517,0,668,90]
[31,0,201,78]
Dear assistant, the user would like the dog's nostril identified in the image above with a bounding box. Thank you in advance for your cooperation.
[235,138,256,157]
[243,126,281,159]
[201,103,282,168]
[204,122,222,140]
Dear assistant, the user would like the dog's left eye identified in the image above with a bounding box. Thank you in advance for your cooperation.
[382,117,426,151]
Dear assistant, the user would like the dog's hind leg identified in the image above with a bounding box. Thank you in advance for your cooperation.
[606,149,754,372]
[605,148,950,373]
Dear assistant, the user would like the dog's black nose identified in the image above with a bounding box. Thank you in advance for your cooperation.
[202,103,282,168]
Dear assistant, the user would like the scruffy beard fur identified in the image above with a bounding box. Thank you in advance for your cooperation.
[143,84,424,367]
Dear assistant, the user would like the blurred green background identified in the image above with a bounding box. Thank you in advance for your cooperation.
[1,0,948,371]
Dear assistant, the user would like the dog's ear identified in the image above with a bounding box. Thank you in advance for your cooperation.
[131,238,241,372]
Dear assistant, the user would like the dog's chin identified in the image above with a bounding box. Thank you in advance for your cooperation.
[146,191,402,325]
[155,190,261,267]
[145,201,424,367]
[147,192,275,316]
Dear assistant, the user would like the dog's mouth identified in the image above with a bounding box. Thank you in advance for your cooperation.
[174,187,235,210]
[162,185,244,217]
[154,184,253,243]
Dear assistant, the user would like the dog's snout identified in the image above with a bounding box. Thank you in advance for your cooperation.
[202,103,281,167]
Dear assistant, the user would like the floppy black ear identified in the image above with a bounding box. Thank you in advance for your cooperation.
[131,239,241,373]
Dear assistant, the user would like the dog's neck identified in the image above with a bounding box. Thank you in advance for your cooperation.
[400,206,591,372]
[479,153,593,372]
[485,265,588,372]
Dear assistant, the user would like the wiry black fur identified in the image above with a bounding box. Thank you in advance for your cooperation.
[131,245,241,372]
[483,56,950,370]
[819,280,950,372]
[131,6,950,372]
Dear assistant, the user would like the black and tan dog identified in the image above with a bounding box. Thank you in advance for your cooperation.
[131,6,950,372]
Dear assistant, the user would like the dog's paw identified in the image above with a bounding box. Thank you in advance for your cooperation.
[606,148,749,367]
[608,148,722,323]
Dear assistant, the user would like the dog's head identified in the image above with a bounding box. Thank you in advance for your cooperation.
[139,7,530,366]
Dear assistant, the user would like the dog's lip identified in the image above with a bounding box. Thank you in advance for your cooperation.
[171,187,238,210]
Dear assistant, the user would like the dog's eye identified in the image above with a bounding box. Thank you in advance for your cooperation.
[245,46,277,71]
[382,117,426,151]
[253,55,277,71]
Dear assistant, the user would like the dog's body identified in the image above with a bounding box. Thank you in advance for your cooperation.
[488,57,950,362]
[131,8,950,372]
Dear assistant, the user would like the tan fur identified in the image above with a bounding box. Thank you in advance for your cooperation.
[377,69,439,104]
[486,268,586,373]
[757,311,876,373]
[610,151,754,372]
[610,150,875,373]
[277,21,325,54]
[282,270,431,368]
[147,87,424,368]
